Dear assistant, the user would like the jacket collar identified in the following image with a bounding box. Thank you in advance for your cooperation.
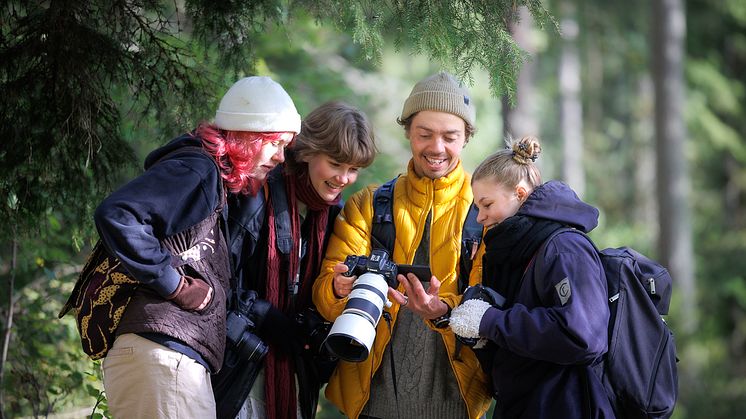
[403,159,471,206]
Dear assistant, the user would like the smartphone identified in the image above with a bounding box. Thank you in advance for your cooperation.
[397,264,432,282]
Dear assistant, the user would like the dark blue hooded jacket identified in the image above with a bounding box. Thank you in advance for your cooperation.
[478,181,616,419]
[94,134,223,298]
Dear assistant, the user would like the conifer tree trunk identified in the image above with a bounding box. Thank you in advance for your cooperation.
[633,75,658,227]
[652,0,696,333]
[503,6,539,140]
[559,1,585,197]
[0,235,16,419]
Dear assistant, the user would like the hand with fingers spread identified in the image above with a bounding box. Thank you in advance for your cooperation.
[388,272,450,320]
[331,262,356,298]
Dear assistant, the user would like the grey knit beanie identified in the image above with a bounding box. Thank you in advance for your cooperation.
[400,71,476,127]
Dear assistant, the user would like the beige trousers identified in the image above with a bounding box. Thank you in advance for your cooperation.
[102,333,216,419]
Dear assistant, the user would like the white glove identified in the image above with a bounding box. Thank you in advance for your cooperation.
[449,298,492,339]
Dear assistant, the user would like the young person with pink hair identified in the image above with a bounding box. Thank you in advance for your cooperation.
[94,76,301,419]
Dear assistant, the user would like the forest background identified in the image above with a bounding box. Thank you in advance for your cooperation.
[1,0,744,418]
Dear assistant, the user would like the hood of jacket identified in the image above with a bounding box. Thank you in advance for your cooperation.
[517,180,599,233]
[143,133,203,170]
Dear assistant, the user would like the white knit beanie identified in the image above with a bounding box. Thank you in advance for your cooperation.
[400,71,476,127]
[214,76,301,133]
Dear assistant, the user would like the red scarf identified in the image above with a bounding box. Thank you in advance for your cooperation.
[264,169,340,418]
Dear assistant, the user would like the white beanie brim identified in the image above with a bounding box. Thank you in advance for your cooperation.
[214,110,301,134]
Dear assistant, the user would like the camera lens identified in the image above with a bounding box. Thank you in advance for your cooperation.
[236,332,269,362]
[324,272,391,362]
[226,311,268,362]
[342,276,388,325]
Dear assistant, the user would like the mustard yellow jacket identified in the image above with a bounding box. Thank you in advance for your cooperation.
[312,161,491,419]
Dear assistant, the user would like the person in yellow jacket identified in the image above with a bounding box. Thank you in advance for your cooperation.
[312,72,492,419]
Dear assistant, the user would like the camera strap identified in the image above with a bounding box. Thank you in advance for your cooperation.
[381,311,403,419]
[371,177,397,252]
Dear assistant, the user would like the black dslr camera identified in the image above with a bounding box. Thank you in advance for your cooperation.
[343,249,432,288]
[326,249,431,362]
[224,290,269,367]
[343,249,399,287]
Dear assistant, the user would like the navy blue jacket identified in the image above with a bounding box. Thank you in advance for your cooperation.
[479,181,616,419]
[94,134,223,298]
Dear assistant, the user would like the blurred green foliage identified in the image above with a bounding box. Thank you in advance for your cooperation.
[1,0,745,418]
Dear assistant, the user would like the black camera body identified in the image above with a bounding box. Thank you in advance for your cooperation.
[343,249,399,287]
[461,283,506,309]
[225,311,268,364]
[343,249,432,288]
[224,290,269,367]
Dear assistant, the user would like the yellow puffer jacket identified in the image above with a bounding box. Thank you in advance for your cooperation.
[312,161,492,419]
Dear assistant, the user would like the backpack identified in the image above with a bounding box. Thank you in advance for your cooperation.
[537,228,679,419]
[371,177,482,291]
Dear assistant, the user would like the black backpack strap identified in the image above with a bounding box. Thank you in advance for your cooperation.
[322,202,343,251]
[458,203,482,291]
[534,227,599,272]
[371,177,398,254]
[533,227,576,274]
[266,167,293,256]
[266,168,298,296]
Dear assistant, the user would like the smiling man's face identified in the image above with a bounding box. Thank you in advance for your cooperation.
[407,110,467,179]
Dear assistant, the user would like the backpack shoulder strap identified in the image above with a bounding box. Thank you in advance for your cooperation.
[533,227,594,275]
[371,177,398,254]
[458,203,482,291]
[371,178,481,292]
[321,202,343,252]
[544,227,598,254]
[266,168,293,256]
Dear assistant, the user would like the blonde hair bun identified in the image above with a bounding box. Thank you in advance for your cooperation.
[511,136,542,165]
